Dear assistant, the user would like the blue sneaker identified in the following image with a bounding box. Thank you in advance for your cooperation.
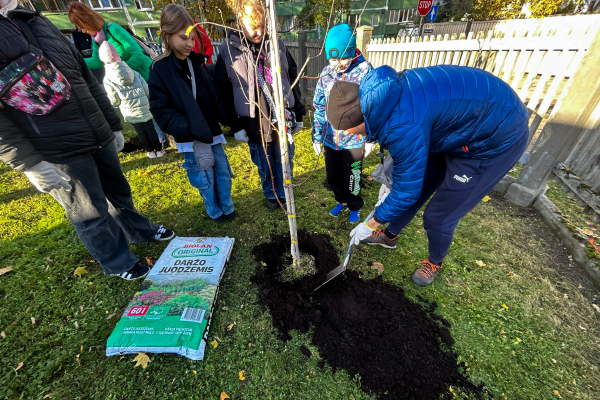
[329,203,348,217]
[349,209,361,224]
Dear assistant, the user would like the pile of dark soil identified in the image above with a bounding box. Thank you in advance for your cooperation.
[252,231,480,400]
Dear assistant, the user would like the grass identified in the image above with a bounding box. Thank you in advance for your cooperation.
[1,119,600,399]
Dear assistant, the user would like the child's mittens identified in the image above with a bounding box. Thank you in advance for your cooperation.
[113,131,124,153]
[192,141,215,170]
[313,141,322,157]
[234,129,249,143]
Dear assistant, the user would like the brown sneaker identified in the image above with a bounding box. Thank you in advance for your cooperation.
[361,228,397,249]
[411,259,443,286]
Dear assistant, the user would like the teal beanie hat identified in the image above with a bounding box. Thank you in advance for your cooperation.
[325,24,357,60]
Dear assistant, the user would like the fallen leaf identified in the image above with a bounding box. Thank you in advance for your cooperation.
[74,354,80,365]
[44,265,49,272]
[367,175,373,181]
[144,257,153,266]
[0,266,13,276]
[552,359,557,363]
[239,370,245,380]
[132,353,151,369]
[31,317,36,324]
[192,370,197,374]
[215,336,221,343]
[107,312,116,320]
[79,306,84,312]
[210,340,218,349]
[579,325,587,331]
[573,379,577,385]
[475,260,486,267]
[46,257,53,262]
[482,196,491,202]
[220,392,230,400]
[515,337,522,343]
[578,284,583,289]
[227,322,236,331]
[553,389,561,398]
[499,264,507,267]
[371,261,384,274]
[43,395,51,399]
[74,321,79,329]
[0,331,5,339]
[73,266,87,277]
[80,345,83,352]
[502,304,509,310]
[592,304,600,313]
[15,362,23,371]
[563,294,568,299]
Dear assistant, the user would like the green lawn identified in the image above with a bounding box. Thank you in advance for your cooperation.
[1,122,599,399]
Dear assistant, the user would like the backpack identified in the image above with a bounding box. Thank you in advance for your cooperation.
[0,17,71,115]
[106,23,159,60]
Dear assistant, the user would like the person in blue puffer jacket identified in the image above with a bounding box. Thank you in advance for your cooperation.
[327,65,529,287]
[312,24,374,223]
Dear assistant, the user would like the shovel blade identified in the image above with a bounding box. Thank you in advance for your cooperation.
[312,263,347,293]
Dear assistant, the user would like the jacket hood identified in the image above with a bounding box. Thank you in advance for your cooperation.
[108,61,134,86]
[359,65,403,141]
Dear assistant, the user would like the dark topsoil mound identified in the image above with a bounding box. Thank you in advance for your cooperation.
[251,231,481,400]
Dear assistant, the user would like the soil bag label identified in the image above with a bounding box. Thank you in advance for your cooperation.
[106,237,234,360]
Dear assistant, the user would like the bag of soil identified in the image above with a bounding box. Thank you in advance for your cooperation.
[106,236,234,360]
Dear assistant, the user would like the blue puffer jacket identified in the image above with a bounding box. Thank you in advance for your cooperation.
[361,65,529,224]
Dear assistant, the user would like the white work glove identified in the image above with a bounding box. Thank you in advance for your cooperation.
[350,220,376,245]
[313,141,322,157]
[112,131,124,153]
[286,131,294,145]
[376,184,391,207]
[291,121,303,134]
[234,129,249,143]
[364,142,378,158]
[24,161,72,193]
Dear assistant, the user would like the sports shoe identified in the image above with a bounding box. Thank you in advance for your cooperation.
[411,259,443,287]
[349,209,361,223]
[329,202,348,217]
[212,214,228,223]
[154,225,175,241]
[266,198,278,210]
[361,228,397,249]
[156,150,166,157]
[225,211,238,221]
[147,151,157,159]
[114,263,150,280]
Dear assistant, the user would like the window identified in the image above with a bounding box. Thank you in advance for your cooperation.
[400,8,417,22]
[371,12,379,27]
[18,0,35,10]
[30,0,74,12]
[87,0,120,10]
[347,14,359,28]
[135,0,152,10]
[387,9,400,24]
[278,15,294,32]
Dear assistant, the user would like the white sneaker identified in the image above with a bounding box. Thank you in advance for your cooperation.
[156,150,166,158]
[147,151,157,159]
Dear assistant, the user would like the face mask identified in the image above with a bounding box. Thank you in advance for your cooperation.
[329,58,352,73]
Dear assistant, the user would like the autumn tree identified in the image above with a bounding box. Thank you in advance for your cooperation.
[153,0,235,37]
[437,0,587,21]
[295,0,351,31]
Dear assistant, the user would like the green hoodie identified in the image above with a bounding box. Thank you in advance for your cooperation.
[85,22,152,81]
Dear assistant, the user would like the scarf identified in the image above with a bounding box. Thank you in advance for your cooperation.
[93,29,106,44]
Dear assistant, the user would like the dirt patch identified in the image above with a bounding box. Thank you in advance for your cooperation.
[252,231,481,400]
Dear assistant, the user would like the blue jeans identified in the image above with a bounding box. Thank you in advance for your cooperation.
[152,118,166,143]
[248,139,295,199]
[181,144,234,219]
[387,134,528,264]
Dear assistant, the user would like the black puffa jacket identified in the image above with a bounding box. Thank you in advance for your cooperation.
[148,51,226,144]
[0,8,121,172]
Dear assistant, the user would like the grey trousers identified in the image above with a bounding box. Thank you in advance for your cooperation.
[49,145,158,274]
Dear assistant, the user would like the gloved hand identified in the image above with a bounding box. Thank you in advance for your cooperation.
[313,141,322,157]
[286,131,295,145]
[234,129,249,143]
[112,131,124,153]
[291,121,303,134]
[364,142,378,158]
[350,220,376,245]
[376,184,391,206]
[24,161,72,193]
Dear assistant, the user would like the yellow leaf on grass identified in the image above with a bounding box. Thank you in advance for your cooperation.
[371,262,384,274]
[482,196,491,202]
[475,260,486,267]
[210,340,218,349]
[239,370,245,380]
[502,304,509,310]
[73,266,87,277]
[553,389,561,398]
[0,266,14,276]
[192,370,197,374]
[227,322,236,331]
[15,362,23,371]
[132,352,151,369]
[220,392,230,400]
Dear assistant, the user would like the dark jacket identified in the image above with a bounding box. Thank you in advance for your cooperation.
[214,32,306,144]
[0,8,121,172]
[148,51,226,144]
[360,65,529,224]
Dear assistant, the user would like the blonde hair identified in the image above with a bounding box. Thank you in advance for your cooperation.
[68,2,105,33]
[228,0,266,30]
[157,4,203,60]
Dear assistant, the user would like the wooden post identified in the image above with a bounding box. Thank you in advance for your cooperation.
[356,26,374,61]
[266,0,301,265]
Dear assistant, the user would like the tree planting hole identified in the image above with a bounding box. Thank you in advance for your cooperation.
[251,231,481,400]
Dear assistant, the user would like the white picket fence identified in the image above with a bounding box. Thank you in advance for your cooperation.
[366,14,600,145]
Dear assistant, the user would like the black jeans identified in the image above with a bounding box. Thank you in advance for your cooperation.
[49,145,159,274]
[324,146,364,211]
[131,119,162,152]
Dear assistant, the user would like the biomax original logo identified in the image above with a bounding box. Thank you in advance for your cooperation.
[171,243,219,258]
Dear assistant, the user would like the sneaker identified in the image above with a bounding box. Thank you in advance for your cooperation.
[147,151,157,159]
[266,198,278,210]
[349,209,361,223]
[156,150,166,157]
[361,228,397,249]
[278,198,287,208]
[225,211,238,221]
[154,225,175,241]
[329,202,348,217]
[411,259,443,287]
[212,214,228,223]
[114,263,150,280]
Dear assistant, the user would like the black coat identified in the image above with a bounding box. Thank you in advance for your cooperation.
[148,52,226,144]
[0,8,121,172]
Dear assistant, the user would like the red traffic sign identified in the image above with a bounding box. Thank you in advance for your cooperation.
[418,0,433,16]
